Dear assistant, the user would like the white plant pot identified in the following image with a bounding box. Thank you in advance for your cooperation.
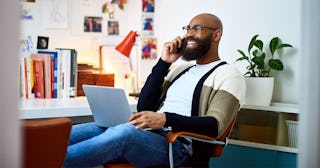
[244,77,274,106]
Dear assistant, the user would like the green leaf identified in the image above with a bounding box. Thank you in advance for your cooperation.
[252,54,265,69]
[235,56,248,62]
[269,37,279,56]
[254,40,264,51]
[237,49,247,57]
[248,35,259,53]
[277,43,293,50]
[269,59,283,71]
[252,49,259,57]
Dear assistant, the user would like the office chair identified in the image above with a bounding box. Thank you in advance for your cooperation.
[22,117,72,168]
[103,116,237,168]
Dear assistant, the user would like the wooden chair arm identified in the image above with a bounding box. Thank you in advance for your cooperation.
[166,131,225,146]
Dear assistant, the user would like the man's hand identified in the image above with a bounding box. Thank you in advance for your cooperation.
[128,111,166,130]
[161,36,184,63]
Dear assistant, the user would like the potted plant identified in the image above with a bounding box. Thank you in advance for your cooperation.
[236,34,293,106]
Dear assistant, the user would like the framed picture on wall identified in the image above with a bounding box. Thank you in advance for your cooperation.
[141,13,154,36]
[83,16,103,33]
[107,20,119,35]
[141,37,157,60]
[142,0,154,12]
[37,36,49,49]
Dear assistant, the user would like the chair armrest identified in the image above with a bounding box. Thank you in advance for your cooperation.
[166,131,226,146]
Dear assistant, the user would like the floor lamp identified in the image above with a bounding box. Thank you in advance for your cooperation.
[115,30,140,97]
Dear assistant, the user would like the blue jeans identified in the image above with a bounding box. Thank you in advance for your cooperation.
[63,122,190,168]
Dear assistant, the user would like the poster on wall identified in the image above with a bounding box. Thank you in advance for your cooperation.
[43,0,68,29]
[83,16,103,33]
[141,37,157,60]
[20,1,34,21]
[141,13,154,36]
[19,34,37,57]
[142,0,154,12]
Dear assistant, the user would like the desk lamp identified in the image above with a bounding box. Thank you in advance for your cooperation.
[115,30,140,97]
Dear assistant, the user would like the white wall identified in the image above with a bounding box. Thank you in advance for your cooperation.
[0,0,21,167]
[20,0,130,66]
[153,0,301,104]
[21,0,301,103]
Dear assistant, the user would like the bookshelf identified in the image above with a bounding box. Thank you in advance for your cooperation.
[231,103,299,153]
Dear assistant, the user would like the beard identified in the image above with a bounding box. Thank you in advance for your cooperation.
[180,35,212,61]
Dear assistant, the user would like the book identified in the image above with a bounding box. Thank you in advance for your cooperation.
[38,50,59,98]
[56,48,77,98]
[19,58,26,99]
[56,49,71,99]
[33,59,45,98]
[31,53,52,98]
[69,49,78,98]
[56,50,63,99]
[24,57,34,99]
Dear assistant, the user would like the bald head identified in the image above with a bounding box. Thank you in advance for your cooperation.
[190,13,223,32]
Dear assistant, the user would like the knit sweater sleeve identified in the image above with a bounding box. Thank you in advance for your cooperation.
[137,59,171,111]
[164,112,218,137]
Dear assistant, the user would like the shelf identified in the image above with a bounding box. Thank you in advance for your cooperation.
[242,102,299,114]
[234,103,299,152]
[229,139,298,153]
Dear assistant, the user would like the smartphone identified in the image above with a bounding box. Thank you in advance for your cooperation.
[177,38,187,54]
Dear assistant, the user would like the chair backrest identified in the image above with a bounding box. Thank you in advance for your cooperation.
[22,117,72,168]
[211,115,237,157]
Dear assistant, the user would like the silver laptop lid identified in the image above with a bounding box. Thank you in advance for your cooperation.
[83,85,132,127]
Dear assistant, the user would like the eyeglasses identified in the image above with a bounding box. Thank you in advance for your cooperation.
[182,24,218,34]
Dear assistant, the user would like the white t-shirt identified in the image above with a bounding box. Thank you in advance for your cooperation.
[158,60,222,116]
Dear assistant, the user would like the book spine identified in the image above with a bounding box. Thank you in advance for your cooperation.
[57,50,63,99]
[28,58,34,99]
[19,58,26,99]
[51,58,54,98]
[25,57,34,99]
[61,50,71,99]
[33,59,45,98]
[53,53,58,98]
[24,58,29,99]
[69,50,77,98]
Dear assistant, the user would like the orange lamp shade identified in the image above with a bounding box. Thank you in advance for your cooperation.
[115,31,138,58]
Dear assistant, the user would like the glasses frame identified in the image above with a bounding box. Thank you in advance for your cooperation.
[182,24,218,34]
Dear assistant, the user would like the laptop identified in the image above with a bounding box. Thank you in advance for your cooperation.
[82,85,132,127]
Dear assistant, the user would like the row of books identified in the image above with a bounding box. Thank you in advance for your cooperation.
[20,48,78,99]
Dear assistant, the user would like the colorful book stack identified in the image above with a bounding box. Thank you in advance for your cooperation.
[20,48,78,99]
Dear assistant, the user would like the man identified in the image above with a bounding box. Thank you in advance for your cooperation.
[64,13,245,167]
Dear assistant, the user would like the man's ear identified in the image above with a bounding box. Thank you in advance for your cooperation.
[212,29,222,42]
